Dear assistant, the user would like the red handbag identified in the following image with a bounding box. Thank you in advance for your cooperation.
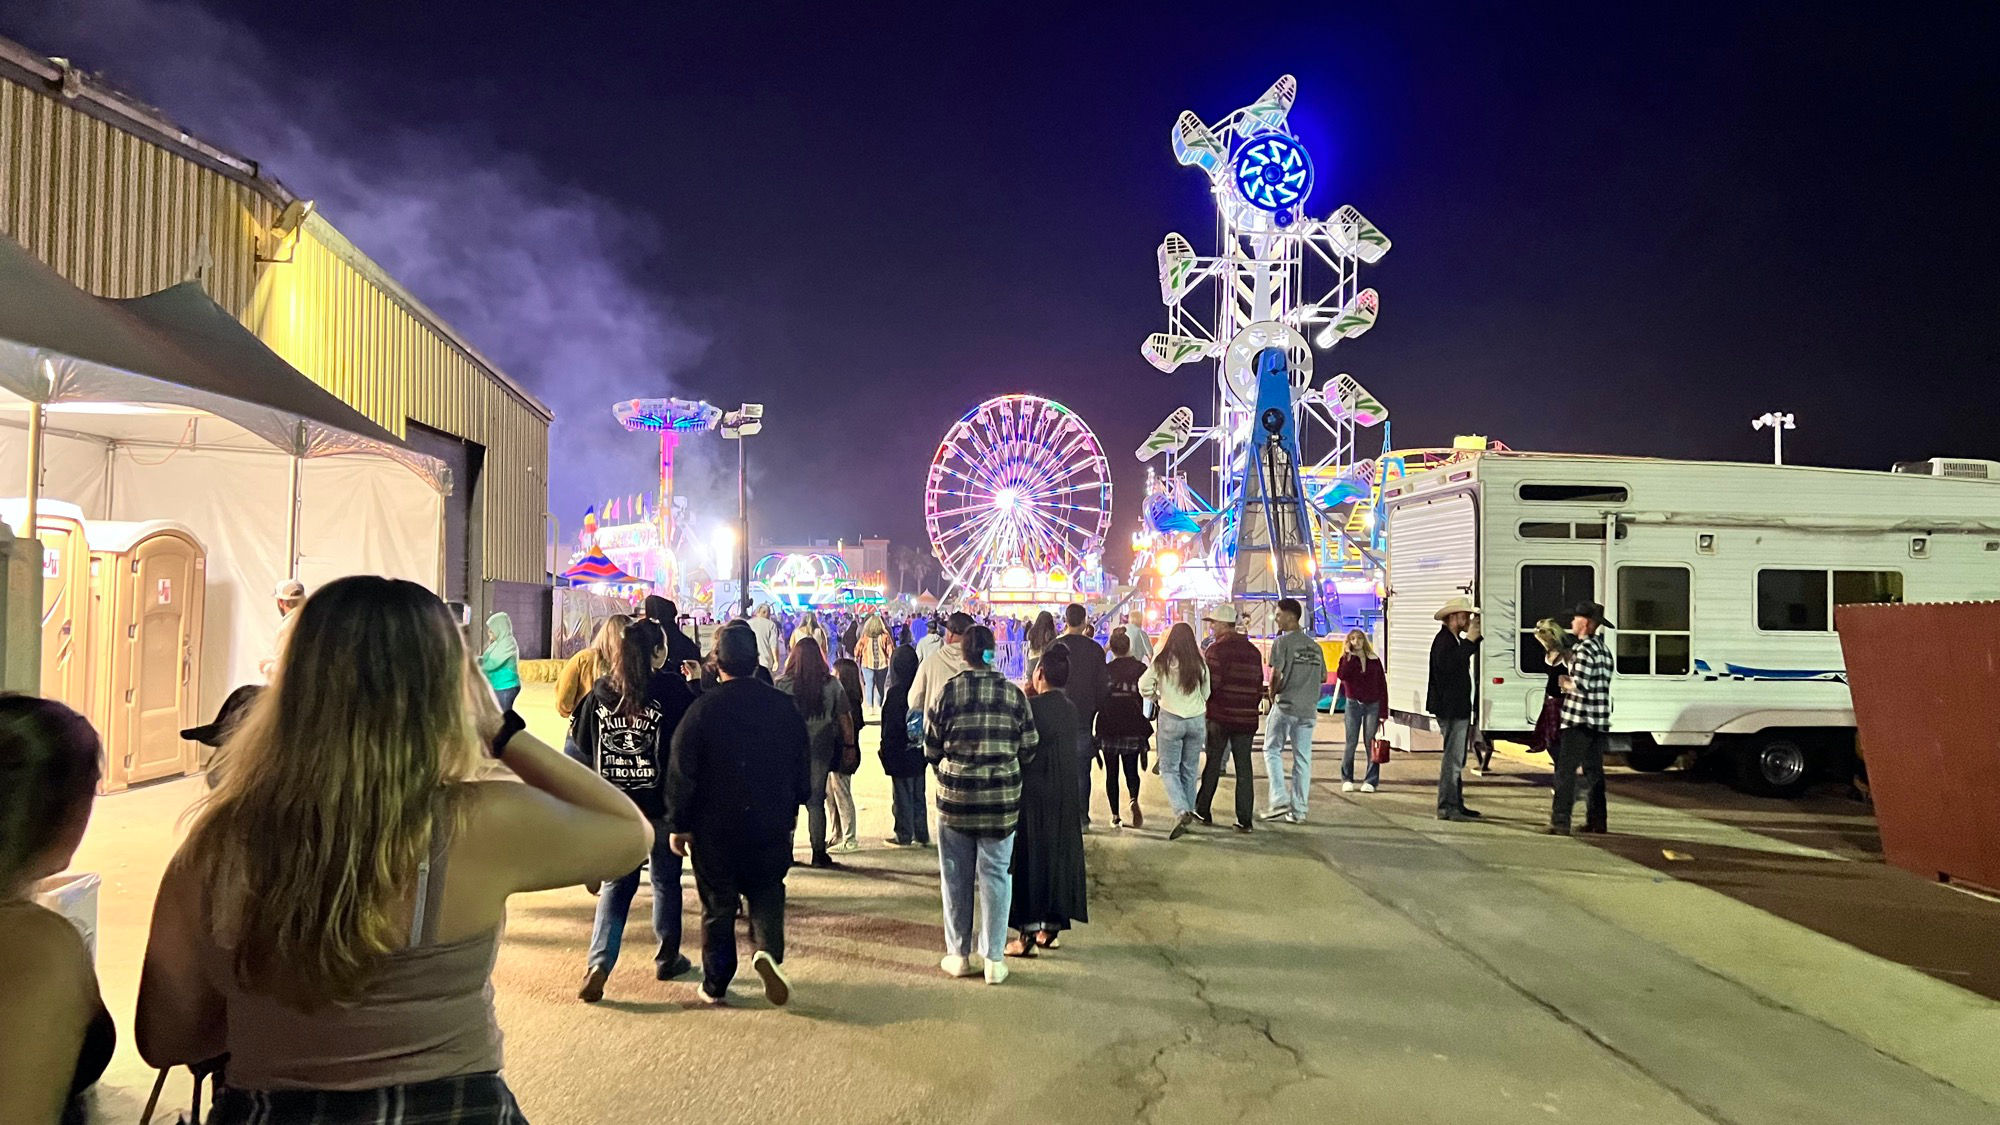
[1370,738,1392,765]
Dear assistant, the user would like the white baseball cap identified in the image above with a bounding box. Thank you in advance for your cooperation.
[1202,604,1240,625]
[274,579,307,599]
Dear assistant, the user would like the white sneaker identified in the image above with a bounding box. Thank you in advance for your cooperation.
[832,839,860,854]
[698,984,727,1005]
[1360,783,1377,794]
[941,954,982,978]
[1257,805,1293,822]
[984,958,1010,986]
[752,950,791,1006]
[1288,810,1306,824]
[1340,781,1356,793]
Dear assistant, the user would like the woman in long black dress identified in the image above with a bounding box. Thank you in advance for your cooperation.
[1008,645,1089,955]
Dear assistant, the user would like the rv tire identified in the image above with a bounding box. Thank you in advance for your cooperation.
[1624,745,1679,773]
[1733,735,1813,798]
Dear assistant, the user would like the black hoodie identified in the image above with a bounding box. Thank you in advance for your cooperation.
[568,670,695,819]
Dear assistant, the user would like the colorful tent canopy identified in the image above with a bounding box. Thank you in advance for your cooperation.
[562,546,640,586]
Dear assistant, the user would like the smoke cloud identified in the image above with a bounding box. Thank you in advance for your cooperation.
[5,0,716,550]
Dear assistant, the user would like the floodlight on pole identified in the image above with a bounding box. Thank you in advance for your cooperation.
[1752,411,1795,466]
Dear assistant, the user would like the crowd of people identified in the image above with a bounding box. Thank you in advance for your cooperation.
[0,574,1622,1123]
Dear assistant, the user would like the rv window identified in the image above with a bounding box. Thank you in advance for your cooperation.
[1519,521,1571,539]
[1518,564,1596,674]
[1757,570,1830,631]
[1519,483,1629,504]
[1616,566,1691,675]
[1833,570,1903,607]
[1515,520,1630,541]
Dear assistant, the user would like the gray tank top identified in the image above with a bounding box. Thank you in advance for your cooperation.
[207,823,505,1091]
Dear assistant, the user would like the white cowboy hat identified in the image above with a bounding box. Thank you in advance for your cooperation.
[1202,604,1240,624]
[1433,596,1481,621]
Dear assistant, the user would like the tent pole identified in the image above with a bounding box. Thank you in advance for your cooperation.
[286,454,303,580]
[23,400,44,536]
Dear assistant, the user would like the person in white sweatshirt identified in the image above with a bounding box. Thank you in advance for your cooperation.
[907,611,975,721]
[1138,622,1211,839]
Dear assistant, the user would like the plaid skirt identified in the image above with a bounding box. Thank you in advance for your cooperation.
[212,1073,525,1124]
[1099,735,1150,763]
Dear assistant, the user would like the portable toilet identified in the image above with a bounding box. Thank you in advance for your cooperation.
[0,499,93,710]
[83,520,205,791]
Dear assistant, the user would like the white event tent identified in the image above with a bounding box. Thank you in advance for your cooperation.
[0,234,450,711]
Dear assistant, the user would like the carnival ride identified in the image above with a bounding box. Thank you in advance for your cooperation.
[924,393,1112,605]
[609,397,725,595]
[1131,75,1397,633]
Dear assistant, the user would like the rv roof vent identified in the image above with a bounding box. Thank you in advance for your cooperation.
[1891,458,2000,480]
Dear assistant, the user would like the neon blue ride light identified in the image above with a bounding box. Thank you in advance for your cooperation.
[1230,133,1314,224]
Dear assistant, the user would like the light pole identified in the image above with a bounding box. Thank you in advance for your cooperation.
[1752,411,1795,466]
[720,404,764,618]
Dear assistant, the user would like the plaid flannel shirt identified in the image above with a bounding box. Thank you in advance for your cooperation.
[924,668,1040,837]
[1560,631,1613,731]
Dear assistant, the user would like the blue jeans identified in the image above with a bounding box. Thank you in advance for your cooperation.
[1156,711,1205,817]
[862,666,883,707]
[1341,700,1381,786]
[937,825,1014,961]
[1437,717,1471,814]
[891,773,931,844]
[587,818,684,973]
[1264,706,1317,813]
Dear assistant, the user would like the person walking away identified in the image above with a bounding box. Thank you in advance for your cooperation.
[138,576,650,1120]
[1259,598,1327,824]
[1140,622,1210,839]
[925,625,1039,985]
[916,614,943,662]
[558,615,631,753]
[1119,612,1154,664]
[777,637,854,868]
[479,611,523,713]
[1050,604,1107,825]
[1547,602,1615,836]
[645,595,703,668]
[1528,618,1571,761]
[1428,596,1484,822]
[569,619,697,1002]
[1333,629,1388,793]
[749,603,782,670]
[258,579,308,679]
[792,611,830,659]
[1098,630,1151,828]
[858,616,893,708]
[907,611,974,720]
[665,622,812,1006]
[1197,605,1265,833]
[1009,647,1089,956]
[878,643,932,846]
[1024,610,1058,682]
[1,697,113,1125]
[838,614,861,664]
[829,659,867,853]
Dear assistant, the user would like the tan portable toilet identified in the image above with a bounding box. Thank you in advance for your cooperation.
[84,521,205,791]
[0,499,93,710]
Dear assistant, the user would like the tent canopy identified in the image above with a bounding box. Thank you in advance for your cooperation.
[0,235,448,490]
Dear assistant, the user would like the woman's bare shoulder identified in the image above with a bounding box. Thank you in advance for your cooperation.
[0,902,95,1006]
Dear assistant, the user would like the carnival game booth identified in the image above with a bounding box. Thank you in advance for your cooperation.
[0,236,449,788]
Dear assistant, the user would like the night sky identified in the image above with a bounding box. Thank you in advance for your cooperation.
[6,2,1998,569]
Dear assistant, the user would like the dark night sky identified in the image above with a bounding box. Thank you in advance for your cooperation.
[6,2,1998,565]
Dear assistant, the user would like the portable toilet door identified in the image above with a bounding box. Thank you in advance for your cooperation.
[0,499,93,709]
[86,522,205,791]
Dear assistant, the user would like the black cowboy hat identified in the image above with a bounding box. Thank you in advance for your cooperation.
[1570,601,1615,629]
[181,685,263,747]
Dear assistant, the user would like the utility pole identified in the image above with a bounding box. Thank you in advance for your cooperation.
[721,404,765,618]
[1752,411,1795,466]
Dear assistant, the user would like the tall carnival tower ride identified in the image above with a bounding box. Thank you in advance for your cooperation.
[1135,75,1395,634]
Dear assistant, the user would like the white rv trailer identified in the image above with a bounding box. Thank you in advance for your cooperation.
[1380,452,2000,796]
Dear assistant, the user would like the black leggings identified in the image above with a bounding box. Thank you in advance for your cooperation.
[1104,753,1143,814]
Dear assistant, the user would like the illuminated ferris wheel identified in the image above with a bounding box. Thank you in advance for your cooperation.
[925,394,1112,597]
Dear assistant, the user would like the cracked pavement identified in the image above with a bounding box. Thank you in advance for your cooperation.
[74,684,2000,1124]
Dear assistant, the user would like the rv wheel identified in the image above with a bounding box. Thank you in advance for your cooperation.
[1733,735,1812,798]
[1624,745,1679,773]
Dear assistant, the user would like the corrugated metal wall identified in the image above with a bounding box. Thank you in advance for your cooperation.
[0,72,550,585]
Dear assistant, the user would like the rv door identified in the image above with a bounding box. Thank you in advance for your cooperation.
[1386,488,1479,718]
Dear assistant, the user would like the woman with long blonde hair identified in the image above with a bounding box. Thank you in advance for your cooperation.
[1336,628,1388,792]
[137,576,648,1121]
[556,614,631,722]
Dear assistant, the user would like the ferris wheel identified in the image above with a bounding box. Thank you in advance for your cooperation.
[925,394,1112,595]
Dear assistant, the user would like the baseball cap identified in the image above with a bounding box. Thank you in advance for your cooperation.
[1202,604,1240,625]
[273,579,306,600]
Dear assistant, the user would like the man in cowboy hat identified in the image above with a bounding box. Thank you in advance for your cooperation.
[1427,595,1484,822]
[1547,601,1615,835]
[1197,603,1266,833]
